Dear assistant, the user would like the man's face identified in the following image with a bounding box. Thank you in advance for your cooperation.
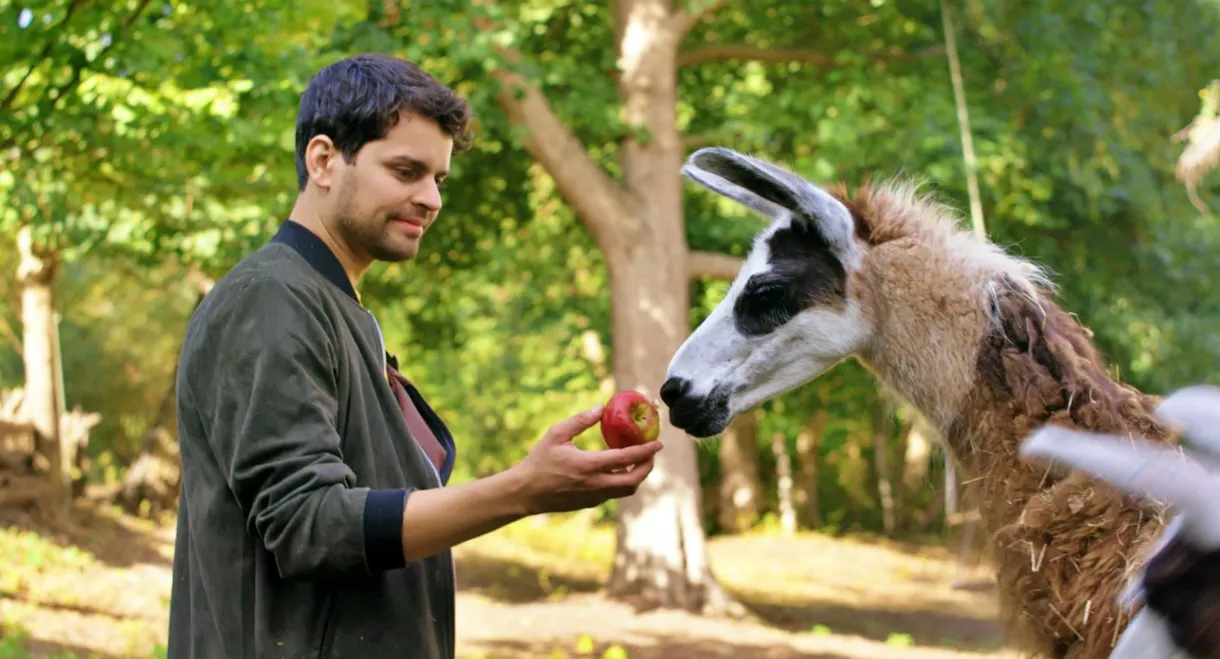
[323,111,453,263]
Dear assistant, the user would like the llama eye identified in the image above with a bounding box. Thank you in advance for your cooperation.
[749,283,786,305]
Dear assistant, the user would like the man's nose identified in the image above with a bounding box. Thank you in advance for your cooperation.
[412,180,442,212]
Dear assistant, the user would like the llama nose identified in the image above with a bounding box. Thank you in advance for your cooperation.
[659,377,691,408]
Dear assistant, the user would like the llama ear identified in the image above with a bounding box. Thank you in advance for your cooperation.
[682,147,857,263]
[1154,385,1220,464]
[1108,609,1181,658]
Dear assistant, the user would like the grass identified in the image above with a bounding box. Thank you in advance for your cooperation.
[0,504,174,659]
[451,512,1011,657]
[0,504,1012,658]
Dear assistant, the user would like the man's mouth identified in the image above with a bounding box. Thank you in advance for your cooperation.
[391,216,426,232]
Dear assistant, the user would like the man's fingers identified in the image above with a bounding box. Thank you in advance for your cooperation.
[591,456,657,492]
[542,405,605,445]
[591,441,663,472]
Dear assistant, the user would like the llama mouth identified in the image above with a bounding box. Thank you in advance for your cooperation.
[663,385,731,438]
[671,412,730,439]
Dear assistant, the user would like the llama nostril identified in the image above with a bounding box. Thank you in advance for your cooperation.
[659,377,690,408]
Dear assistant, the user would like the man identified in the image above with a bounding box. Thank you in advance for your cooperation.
[167,53,662,658]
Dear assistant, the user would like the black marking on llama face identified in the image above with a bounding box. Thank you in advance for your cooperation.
[733,219,848,337]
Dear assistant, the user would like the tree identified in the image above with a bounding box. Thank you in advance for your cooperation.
[483,0,734,611]
[365,0,949,611]
[0,0,358,515]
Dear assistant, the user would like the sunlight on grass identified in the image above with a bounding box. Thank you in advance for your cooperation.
[706,530,996,617]
[0,527,97,601]
[0,523,172,657]
[0,611,167,659]
[457,510,617,581]
[0,528,96,572]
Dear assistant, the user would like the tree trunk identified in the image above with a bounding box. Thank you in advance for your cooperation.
[492,0,739,615]
[795,409,826,529]
[16,225,68,519]
[770,430,796,536]
[604,252,724,611]
[901,415,933,493]
[871,404,896,536]
[603,0,726,610]
[717,410,762,533]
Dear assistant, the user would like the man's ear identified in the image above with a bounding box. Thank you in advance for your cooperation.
[304,135,339,189]
[681,147,857,263]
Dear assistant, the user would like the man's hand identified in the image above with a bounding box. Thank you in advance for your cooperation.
[398,404,662,563]
[510,405,663,516]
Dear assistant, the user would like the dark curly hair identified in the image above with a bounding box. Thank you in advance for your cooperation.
[294,53,474,190]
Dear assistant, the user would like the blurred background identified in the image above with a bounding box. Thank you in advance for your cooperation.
[2,1,1219,657]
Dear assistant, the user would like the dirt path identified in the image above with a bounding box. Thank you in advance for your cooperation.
[452,516,1017,659]
[455,593,1014,659]
[0,504,1017,658]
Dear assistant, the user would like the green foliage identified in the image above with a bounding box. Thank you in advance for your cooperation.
[954,0,1220,393]
[53,256,200,461]
[0,0,362,267]
[4,0,1220,541]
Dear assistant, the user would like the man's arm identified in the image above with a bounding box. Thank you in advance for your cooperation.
[185,275,662,575]
[397,468,530,563]
[395,408,661,563]
[184,275,406,579]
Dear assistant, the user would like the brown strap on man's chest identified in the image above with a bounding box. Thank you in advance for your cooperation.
[386,366,447,473]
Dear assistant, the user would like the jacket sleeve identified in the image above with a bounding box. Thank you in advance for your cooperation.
[181,275,408,578]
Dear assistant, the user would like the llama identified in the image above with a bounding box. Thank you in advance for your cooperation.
[660,146,1220,658]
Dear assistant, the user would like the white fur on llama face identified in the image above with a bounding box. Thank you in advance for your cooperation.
[662,148,873,438]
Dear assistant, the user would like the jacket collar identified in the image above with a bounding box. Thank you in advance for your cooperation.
[269,219,360,304]
[268,219,399,370]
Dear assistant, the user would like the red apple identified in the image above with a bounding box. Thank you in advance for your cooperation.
[600,391,661,449]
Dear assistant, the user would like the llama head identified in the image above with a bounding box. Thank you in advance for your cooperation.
[661,147,874,438]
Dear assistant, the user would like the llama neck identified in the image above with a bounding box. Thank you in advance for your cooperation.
[862,265,1167,530]
[856,247,1001,443]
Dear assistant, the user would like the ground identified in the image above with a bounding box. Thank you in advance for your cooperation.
[0,502,1020,659]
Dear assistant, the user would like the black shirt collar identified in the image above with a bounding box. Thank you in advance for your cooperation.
[269,219,359,303]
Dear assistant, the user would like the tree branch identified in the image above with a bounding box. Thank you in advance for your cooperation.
[688,250,743,280]
[0,0,87,113]
[677,44,944,69]
[1,0,155,154]
[671,0,730,37]
[0,311,22,357]
[491,55,635,248]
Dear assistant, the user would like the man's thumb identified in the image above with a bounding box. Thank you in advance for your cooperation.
[546,405,604,443]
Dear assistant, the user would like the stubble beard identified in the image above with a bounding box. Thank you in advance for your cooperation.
[333,180,417,264]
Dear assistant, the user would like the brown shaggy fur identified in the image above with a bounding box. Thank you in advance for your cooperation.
[827,181,1182,658]
[949,279,1173,658]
